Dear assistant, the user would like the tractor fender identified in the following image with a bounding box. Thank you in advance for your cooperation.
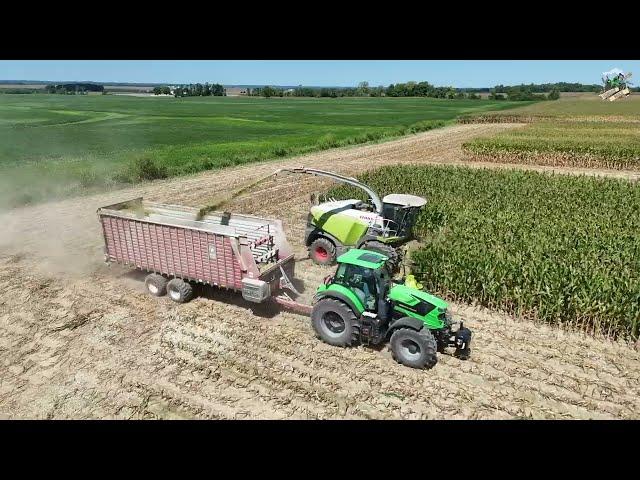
[314,290,361,316]
[388,316,425,334]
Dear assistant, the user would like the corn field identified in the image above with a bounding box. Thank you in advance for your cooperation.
[463,121,640,170]
[329,165,640,339]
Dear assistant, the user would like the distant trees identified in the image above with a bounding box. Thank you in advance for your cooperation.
[245,86,282,97]
[247,82,482,99]
[242,80,592,100]
[488,91,506,100]
[493,82,601,93]
[211,83,224,96]
[386,81,459,99]
[249,81,382,98]
[368,86,385,97]
[152,86,171,95]
[172,83,225,97]
[547,88,560,100]
[46,83,104,94]
[356,81,370,96]
[261,86,278,98]
[492,84,561,101]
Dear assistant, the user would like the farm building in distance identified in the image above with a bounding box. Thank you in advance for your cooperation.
[224,87,248,96]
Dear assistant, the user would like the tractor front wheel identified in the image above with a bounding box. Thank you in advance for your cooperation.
[311,298,360,347]
[309,237,337,266]
[390,327,438,369]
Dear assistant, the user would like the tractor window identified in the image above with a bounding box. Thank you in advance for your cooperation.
[334,263,347,284]
[336,264,378,310]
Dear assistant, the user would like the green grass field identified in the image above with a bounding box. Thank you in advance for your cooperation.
[0,94,524,208]
[460,94,640,169]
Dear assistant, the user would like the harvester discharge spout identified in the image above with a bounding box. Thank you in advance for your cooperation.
[274,167,384,214]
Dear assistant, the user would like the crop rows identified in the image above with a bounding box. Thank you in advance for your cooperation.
[463,121,640,170]
[329,165,640,339]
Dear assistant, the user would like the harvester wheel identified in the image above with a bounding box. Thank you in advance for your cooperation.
[390,327,438,369]
[167,278,194,303]
[361,241,399,272]
[311,298,360,347]
[145,273,168,297]
[309,237,337,266]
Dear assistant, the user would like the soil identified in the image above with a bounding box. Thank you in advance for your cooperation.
[1,123,638,419]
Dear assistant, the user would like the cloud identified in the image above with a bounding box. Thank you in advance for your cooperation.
[602,68,624,78]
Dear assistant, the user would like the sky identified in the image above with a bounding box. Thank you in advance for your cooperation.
[1,60,638,88]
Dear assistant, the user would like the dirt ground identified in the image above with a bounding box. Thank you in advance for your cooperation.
[1,123,639,419]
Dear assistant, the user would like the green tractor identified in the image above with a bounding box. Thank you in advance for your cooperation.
[311,249,472,369]
[274,168,427,271]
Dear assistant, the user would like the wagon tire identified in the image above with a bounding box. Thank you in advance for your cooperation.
[167,278,194,303]
[309,237,337,266]
[145,273,168,297]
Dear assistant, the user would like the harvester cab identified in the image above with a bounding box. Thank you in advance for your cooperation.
[311,249,472,369]
[274,167,426,270]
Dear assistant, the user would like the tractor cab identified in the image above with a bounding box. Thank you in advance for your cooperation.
[328,249,392,313]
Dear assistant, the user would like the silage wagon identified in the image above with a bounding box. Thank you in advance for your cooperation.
[97,198,300,305]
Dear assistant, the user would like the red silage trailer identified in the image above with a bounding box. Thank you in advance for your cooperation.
[98,198,299,304]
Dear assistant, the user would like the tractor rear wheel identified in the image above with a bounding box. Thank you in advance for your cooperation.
[145,273,168,297]
[311,298,360,347]
[362,241,399,272]
[309,237,337,266]
[390,327,438,369]
[167,278,194,304]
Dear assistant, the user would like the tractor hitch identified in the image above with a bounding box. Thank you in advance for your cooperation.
[359,311,386,345]
[452,322,472,360]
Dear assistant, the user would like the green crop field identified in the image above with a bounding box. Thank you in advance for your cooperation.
[0,94,523,208]
[460,94,640,169]
[330,165,640,339]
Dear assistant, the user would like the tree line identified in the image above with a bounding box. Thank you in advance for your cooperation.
[246,81,568,100]
[248,81,484,99]
[45,83,104,94]
[493,82,601,93]
[151,80,634,101]
[154,83,225,97]
[489,85,560,101]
